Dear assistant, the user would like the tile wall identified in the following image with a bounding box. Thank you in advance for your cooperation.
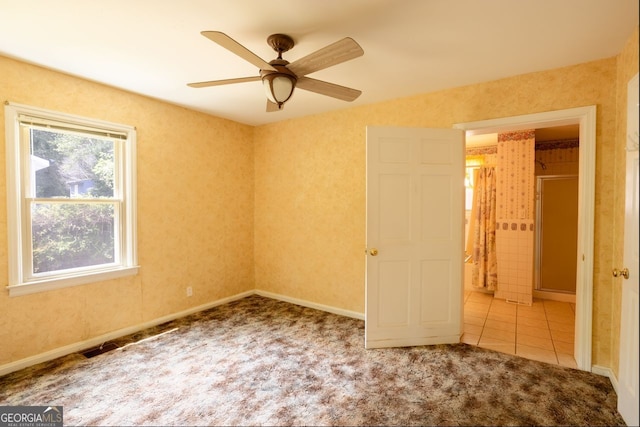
[495,220,534,304]
[495,131,536,305]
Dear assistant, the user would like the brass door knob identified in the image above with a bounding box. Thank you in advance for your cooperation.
[369,248,378,256]
[612,268,629,280]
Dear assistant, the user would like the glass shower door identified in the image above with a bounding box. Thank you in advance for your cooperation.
[535,175,579,293]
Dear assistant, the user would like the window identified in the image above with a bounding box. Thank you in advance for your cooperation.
[464,156,484,210]
[5,103,138,296]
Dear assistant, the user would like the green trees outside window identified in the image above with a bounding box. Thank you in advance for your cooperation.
[30,128,117,274]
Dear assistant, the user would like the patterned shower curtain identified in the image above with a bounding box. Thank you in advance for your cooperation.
[472,166,498,290]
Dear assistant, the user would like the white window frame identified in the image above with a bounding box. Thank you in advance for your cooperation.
[5,102,138,297]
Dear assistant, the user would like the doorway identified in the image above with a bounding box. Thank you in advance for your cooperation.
[454,106,596,372]
[462,130,579,367]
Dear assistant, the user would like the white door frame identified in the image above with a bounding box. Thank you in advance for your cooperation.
[454,105,596,372]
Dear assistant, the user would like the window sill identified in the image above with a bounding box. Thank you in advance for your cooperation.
[7,266,140,297]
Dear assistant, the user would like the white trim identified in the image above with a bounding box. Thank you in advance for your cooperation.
[255,289,365,320]
[7,266,140,297]
[4,102,138,295]
[532,290,576,304]
[454,106,596,372]
[0,290,363,376]
[7,101,136,134]
[454,106,595,136]
[5,104,22,290]
[0,290,254,377]
[592,364,619,393]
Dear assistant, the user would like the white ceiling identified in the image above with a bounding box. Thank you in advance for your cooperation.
[1,0,637,126]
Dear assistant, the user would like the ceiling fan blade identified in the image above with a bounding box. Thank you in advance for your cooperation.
[187,76,261,88]
[266,100,282,112]
[288,37,363,77]
[296,77,362,102]
[201,31,276,72]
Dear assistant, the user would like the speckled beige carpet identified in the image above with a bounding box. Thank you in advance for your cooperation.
[0,295,625,426]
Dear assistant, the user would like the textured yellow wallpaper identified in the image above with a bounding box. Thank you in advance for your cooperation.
[253,116,366,311]
[1,26,636,373]
[254,55,623,368]
[0,55,255,365]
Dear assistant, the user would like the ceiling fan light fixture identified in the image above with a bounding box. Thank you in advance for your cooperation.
[262,73,296,107]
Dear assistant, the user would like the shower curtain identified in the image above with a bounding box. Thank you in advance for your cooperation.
[471,166,498,290]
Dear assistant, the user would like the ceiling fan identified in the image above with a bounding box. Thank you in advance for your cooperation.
[187,31,364,112]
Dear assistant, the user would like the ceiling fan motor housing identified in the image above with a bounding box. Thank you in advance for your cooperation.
[267,34,295,56]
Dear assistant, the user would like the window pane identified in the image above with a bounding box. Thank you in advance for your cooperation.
[465,187,474,211]
[31,203,115,274]
[30,128,115,199]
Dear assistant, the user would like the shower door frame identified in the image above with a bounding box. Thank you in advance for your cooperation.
[534,174,579,295]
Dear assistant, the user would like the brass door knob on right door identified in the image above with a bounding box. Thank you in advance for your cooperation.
[612,268,629,279]
[369,248,378,256]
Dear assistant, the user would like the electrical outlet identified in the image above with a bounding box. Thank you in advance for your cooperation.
[186,286,193,297]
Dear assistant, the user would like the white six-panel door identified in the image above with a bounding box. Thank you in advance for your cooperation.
[617,72,639,427]
[365,126,464,349]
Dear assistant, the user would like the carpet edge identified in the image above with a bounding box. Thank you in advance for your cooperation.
[0,290,255,376]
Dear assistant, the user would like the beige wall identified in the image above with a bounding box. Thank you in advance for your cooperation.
[1,26,637,375]
[0,56,255,365]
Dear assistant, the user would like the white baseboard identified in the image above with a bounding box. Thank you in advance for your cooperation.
[254,289,365,320]
[0,290,254,377]
[0,290,363,377]
[532,290,576,304]
[592,364,619,393]
[1,288,620,392]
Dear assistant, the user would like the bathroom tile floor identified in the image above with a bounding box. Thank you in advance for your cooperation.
[462,290,577,369]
